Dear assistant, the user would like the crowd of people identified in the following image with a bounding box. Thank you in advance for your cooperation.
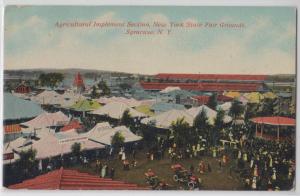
[5,105,295,191]
[138,123,295,190]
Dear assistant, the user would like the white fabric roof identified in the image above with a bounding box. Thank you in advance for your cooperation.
[141,109,194,129]
[90,101,146,119]
[217,102,232,112]
[160,86,181,93]
[6,128,104,160]
[30,90,84,107]
[87,123,142,145]
[187,105,232,125]
[138,99,156,106]
[58,91,85,108]
[97,96,141,107]
[88,122,112,132]
[21,111,70,128]
[31,90,61,105]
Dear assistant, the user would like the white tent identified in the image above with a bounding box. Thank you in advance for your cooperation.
[187,105,232,125]
[88,123,142,145]
[141,109,194,129]
[58,91,85,108]
[97,96,141,108]
[160,86,181,93]
[138,99,156,106]
[90,101,146,119]
[87,122,112,132]
[217,102,232,112]
[6,128,104,160]
[21,111,70,129]
[31,90,61,105]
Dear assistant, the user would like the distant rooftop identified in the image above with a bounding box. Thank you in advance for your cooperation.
[155,73,267,81]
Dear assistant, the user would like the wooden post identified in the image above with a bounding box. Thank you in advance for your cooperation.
[255,124,258,137]
[277,126,280,142]
[261,124,264,138]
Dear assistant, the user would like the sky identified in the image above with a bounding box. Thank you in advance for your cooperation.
[4,6,296,74]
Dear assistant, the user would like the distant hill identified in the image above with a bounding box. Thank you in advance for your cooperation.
[4,68,150,80]
[4,69,295,82]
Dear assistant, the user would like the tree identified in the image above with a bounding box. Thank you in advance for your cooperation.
[213,109,225,146]
[141,121,157,147]
[259,98,280,116]
[90,85,100,99]
[244,103,259,122]
[111,132,125,150]
[97,81,111,96]
[71,142,81,162]
[229,100,244,120]
[171,117,191,148]
[121,109,132,126]
[207,93,217,110]
[16,149,38,179]
[193,108,209,135]
[38,73,64,88]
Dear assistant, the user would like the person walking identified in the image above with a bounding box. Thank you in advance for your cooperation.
[207,162,212,172]
[101,164,107,178]
[110,167,115,179]
[121,151,126,162]
[218,159,222,170]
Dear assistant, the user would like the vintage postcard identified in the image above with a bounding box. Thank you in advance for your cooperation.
[2,6,296,191]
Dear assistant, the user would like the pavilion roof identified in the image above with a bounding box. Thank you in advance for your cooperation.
[250,116,296,126]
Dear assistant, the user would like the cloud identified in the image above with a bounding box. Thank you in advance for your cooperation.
[141,13,170,24]
[5,15,47,39]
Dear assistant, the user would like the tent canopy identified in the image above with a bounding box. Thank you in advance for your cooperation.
[244,92,264,103]
[224,91,241,99]
[90,101,146,119]
[97,96,141,107]
[31,90,61,105]
[160,86,181,93]
[263,92,277,99]
[88,122,142,145]
[6,127,104,160]
[4,93,44,120]
[250,116,296,126]
[187,105,232,125]
[217,102,232,112]
[151,102,185,114]
[21,111,70,129]
[70,99,101,112]
[135,105,155,116]
[141,109,194,129]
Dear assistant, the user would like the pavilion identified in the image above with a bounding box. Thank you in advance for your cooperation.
[250,116,296,141]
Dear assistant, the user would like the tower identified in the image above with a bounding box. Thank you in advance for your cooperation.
[73,72,85,93]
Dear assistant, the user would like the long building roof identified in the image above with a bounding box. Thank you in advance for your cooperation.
[140,82,263,92]
[155,73,267,81]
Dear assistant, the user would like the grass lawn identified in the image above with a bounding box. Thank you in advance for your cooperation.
[69,149,244,190]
